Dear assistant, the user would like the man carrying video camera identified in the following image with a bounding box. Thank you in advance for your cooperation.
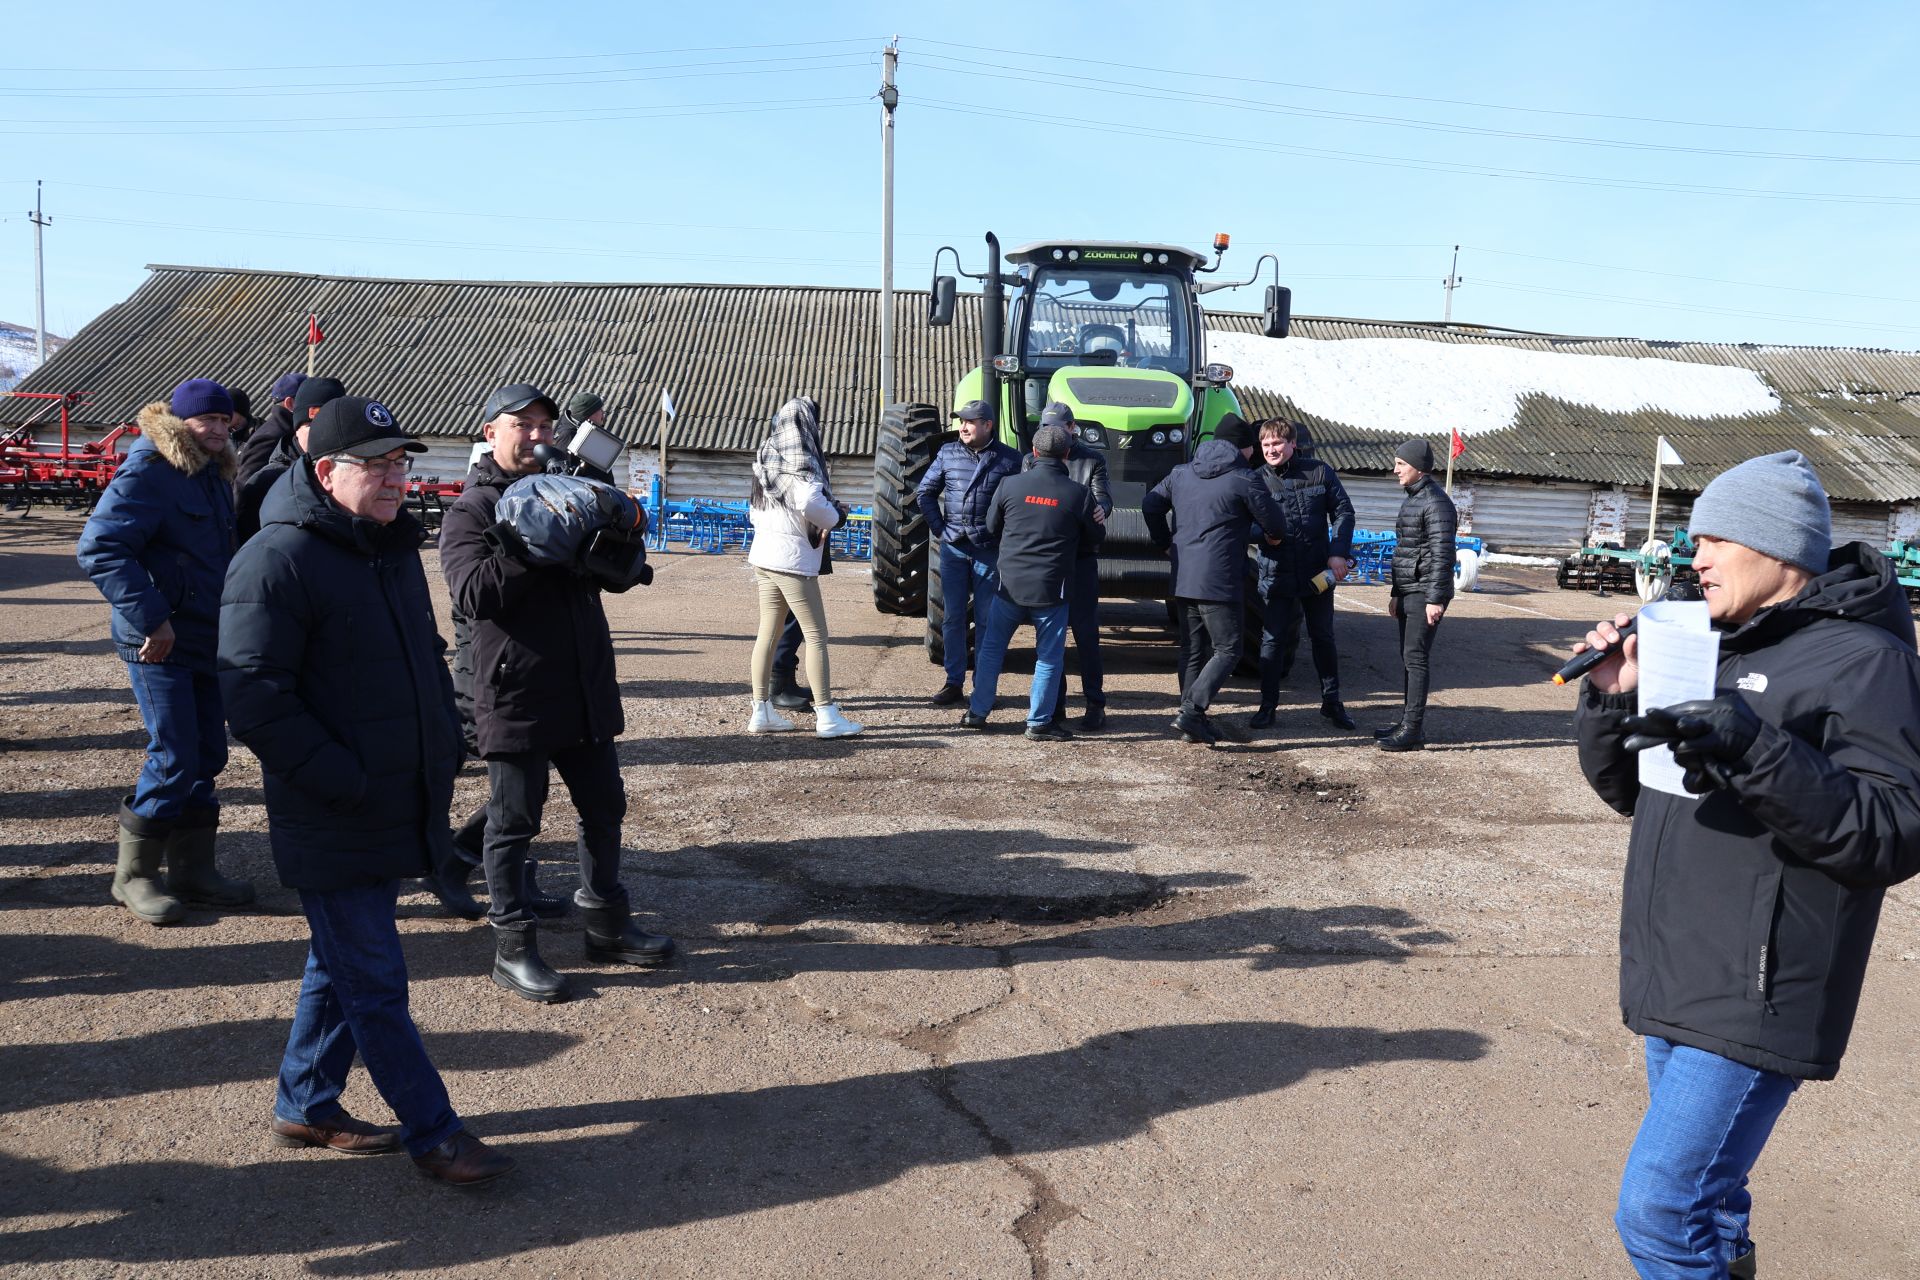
[440,382,673,1004]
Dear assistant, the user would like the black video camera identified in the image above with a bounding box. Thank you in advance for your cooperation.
[534,421,624,485]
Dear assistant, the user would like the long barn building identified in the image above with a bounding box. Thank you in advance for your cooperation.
[8,264,1920,553]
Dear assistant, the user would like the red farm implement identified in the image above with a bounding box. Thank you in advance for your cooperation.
[0,391,139,515]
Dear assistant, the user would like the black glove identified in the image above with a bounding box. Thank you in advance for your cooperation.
[482,520,533,564]
[1622,693,1762,793]
[578,527,651,592]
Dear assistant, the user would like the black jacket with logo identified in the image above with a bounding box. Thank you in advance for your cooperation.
[1390,475,1457,604]
[439,454,623,757]
[1022,440,1111,558]
[984,458,1103,608]
[1575,543,1920,1080]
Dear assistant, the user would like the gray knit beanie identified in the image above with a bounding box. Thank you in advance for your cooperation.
[1395,438,1435,473]
[1688,450,1831,575]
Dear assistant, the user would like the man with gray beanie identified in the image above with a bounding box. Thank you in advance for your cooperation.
[1571,450,1920,1279]
[959,423,1104,740]
[1378,438,1457,751]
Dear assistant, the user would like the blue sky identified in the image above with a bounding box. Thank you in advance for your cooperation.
[5,0,1918,349]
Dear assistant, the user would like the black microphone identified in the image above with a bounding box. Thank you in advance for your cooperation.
[1553,616,1636,686]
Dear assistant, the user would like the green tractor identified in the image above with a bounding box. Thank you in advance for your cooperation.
[871,232,1292,663]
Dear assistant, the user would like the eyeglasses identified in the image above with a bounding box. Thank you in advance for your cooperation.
[333,454,415,478]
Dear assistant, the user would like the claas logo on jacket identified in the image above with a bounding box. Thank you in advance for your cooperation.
[1023,495,1060,507]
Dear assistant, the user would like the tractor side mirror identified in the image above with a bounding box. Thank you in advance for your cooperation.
[929,276,957,327]
[1263,285,1292,339]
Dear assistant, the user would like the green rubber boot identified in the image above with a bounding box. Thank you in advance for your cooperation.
[164,810,255,908]
[112,801,186,926]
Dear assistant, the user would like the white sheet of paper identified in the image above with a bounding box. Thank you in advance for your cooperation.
[1636,600,1721,798]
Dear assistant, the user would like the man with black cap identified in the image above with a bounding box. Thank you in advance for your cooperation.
[916,399,1023,706]
[440,382,675,1004]
[1571,451,1920,1278]
[236,376,347,544]
[961,422,1103,740]
[1022,403,1112,730]
[237,372,308,491]
[220,394,513,1186]
[1142,414,1287,744]
[1378,438,1457,752]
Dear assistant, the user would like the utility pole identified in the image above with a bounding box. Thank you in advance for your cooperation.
[878,38,899,412]
[1441,244,1463,325]
[29,180,51,366]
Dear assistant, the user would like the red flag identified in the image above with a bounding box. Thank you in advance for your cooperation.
[1449,427,1465,459]
[307,314,325,345]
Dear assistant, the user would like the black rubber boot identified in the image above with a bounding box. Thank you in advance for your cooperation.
[1248,706,1276,730]
[491,927,570,1003]
[1319,698,1357,731]
[769,669,812,712]
[523,857,569,920]
[164,809,255,908]
[112,800,185,926]
[580,902,675,967]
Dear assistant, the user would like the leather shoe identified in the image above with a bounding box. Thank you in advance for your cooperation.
[1025,720,1073,742]
[1248,707,1276,730]
[959,711,988,730]
[930,683,965,707]
[1320,699,1357,731]
[412,1130,515,1187]
[1079,705,1106,732]
[1377,724,1426,752]
[1173,713,1218,745]
[270,1109,401,1155]
[1372,722,1405,740]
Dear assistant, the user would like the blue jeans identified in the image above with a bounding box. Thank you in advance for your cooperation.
[1615,1037,1799,1279]
[275,880,462,1158]
[124,661,226,823]
[938,539,998,687]
[967,595,1069,727]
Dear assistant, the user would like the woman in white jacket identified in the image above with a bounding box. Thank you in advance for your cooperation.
[746,398,863,737]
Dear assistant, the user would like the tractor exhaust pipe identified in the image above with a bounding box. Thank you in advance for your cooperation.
[982,231,1004,406]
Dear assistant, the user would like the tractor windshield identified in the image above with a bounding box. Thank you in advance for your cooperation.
[1018,270,1191,373]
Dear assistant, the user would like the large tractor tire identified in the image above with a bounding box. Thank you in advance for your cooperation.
[924,559,977,669]
[872,402,946,616]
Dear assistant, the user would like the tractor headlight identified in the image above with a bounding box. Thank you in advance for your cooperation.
[1080,426,1103,444]
[991,355,1023,375]
[1168,428,1185,443]
[1151,430,1167,445]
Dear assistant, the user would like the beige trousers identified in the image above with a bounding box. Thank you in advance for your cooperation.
[750,567,831,704]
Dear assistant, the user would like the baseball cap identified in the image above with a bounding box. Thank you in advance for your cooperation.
[1039,401,1075,428]
[481,382,559,424]
[309,396,425,459]
[953,399,994,423]
[270,372,308,402]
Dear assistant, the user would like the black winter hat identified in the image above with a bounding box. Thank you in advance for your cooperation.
[1395,439,1436,473]
[293,376,347,423]
[1214,413,1257,450]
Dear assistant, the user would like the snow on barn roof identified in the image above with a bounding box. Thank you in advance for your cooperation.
[9,264,1920,501]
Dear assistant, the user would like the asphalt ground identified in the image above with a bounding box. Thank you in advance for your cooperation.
[1,515,1915,1279]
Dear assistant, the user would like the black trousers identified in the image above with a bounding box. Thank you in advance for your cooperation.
[1051,557,1106,719]
[1175,597,1242,717]
[1395,592,1442,728]
[1258,587,1340,704]
[481,739,628,931]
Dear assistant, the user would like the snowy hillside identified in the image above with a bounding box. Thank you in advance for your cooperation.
[0,321,63,394]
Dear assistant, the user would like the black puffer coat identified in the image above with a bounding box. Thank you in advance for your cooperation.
[1256,455,1355,596]
[218,459,461,891]
[1389,475,1457,604]
[439,454,623,757]
[1576,543,1920,1080]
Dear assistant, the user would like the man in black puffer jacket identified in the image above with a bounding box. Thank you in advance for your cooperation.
[440,382,673,1005]
[1379,439,1457,752]
[1572,451,1920,1279]
[1251,418,1356,732]
[220,395,513,1187]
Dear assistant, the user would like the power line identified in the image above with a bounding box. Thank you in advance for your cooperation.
[910,52,1920,167]
[904,36,1920,143]
[914,98,1920,208]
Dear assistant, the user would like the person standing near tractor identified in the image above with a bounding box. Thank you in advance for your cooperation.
[917,399,1022,707]
[1022,403,1112,732]
[1378,439,1457,752]
[77,378,255,926]
[1142,415,1287,745]
[1251,418,1357,733]
[960,423,1104,739]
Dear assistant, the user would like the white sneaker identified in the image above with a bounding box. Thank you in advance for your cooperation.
[748,700,795,734]
[815,701,864,738]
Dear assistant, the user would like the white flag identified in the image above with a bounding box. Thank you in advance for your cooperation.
[1656,436,1684,468]
[659,387,677,420]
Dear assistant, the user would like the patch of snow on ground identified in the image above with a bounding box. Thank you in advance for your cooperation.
[1208,332,1780,437]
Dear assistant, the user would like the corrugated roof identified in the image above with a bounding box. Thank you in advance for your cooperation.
[10,264,1920,500]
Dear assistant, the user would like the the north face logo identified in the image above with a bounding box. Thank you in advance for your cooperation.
[365,402,394,428]
[1736,672,1769,694]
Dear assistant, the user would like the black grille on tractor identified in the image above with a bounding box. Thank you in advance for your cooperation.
[1064,377,1182,409]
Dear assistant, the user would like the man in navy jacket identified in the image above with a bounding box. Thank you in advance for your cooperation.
[960,424,1104,740]
[916,400,1023,706]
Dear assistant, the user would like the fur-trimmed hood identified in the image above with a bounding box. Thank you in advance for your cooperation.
[136,401,238,482]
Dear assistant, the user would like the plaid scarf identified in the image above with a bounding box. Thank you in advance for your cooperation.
[752,397,835,510]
